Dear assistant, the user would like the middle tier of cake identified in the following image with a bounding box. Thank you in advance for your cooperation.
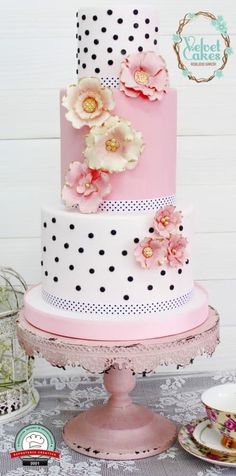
[40,204,193,314]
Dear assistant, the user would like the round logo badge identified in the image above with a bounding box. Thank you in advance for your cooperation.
[14,424,56,462]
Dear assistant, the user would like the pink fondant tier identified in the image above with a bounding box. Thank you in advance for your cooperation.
[24,284,208,341]
[60,88,177,200]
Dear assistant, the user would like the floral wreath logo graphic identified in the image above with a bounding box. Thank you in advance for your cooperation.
[173,12,233,82]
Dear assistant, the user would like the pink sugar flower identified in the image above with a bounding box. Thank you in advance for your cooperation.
[134,236,167,269]
[154,205,183,237]
[166,234,188,268]
[120,51,169,101]
[62,161,111,213]
[62,77,115,129]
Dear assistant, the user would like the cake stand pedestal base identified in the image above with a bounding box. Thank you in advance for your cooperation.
[17,306,219,460]
[63,365,177,460]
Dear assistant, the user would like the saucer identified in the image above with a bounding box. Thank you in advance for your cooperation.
[193,419,236,456]
[178,417,236,467]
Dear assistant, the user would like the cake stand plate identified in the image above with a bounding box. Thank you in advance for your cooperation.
[16,306,219,460]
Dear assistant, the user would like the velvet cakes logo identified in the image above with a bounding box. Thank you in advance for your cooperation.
[10,424,60,467]
[173,11,233,82]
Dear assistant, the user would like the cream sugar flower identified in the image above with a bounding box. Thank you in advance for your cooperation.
[62,77,115,129]
[84,116,144,173]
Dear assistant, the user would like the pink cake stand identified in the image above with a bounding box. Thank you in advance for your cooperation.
[16,306,219,461]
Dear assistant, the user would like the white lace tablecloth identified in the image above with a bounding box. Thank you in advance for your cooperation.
[1,370,235,476]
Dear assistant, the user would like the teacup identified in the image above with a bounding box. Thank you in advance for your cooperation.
[201,383,236,449]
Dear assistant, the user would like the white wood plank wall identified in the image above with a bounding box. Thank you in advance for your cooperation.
[0,0,236,376]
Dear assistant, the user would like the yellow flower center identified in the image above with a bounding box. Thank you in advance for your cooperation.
[171,248,177,255]
[142,246,153,259]
[161,216,170,226]
[82,97,98,113]
[105,138,120,152]
[134,70,150,86]
[85,183,91,188]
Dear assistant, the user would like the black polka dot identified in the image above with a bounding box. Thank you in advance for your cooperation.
[78,247,84,253]
[43,246,46,252]
[77,47,80,53]
[100,287,105,293]
[92,54,97,60]
[82,14,86,20]
[160,270,166,276]
[179,225,183,231]
[95,67,100,74]
[82,63,86,69]
[41,260,43,266]
[122,250,128,256]
[52,218,56,223]
[134,238,139,244]
[45,271,48,276]
[83,47,88,53]
[145,33,150,39]
[113,34,118,40]
[55,257,59,263]
[53,276,58,282]
[93,15,98,21]
[69,265,74,271]
[133,9,138,15]
[111,229,117,235]
[129,35,134,41]
[107,9,113,15]
[88,233,94,239]
[76,285,81,291]
[127,276,133,282]
[64,243,69,249]
[121,49,126,55]
[138,46,143,52]
[155,26,159,32]
[186,259,189,265]
[123,295,129,301]
[52,235,56,241]
[43,222,47,228]
[145,18,150,24]
[178,269,182,274]
[149,227,154,233]
[99,250,105,255]
[101,27,107,32]
[78,35,81,41]
[154,39,158,45]
[107,47,113,53]
[147,285,153,291]
[94,39,99,45]
[117,18,123,24]
[89,268,95,274]
[69,224,75,230]
[85,30,89,36]
[170,285,175,291]
[108,60,113,66]
[109,266,115,272]
[133,23,139,29]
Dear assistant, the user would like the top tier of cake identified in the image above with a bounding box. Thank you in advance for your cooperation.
[76,6,159,84]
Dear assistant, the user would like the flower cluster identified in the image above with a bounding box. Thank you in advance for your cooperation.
[62,77,144,213]
[134,205,188,269]
[120,51,169,101]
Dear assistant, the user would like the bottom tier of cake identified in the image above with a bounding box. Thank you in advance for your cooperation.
[24,283,208,341]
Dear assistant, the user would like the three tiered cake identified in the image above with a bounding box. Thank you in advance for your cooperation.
[24,6,208,340]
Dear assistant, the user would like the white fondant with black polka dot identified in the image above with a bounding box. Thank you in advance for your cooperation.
[76,7,160,82]
[41,204,194,315]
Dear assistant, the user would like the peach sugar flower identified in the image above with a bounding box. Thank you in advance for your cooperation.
[62,77,115,129]
[120,51,169,101]
[84,116,144,173]
[166,234,188,268]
